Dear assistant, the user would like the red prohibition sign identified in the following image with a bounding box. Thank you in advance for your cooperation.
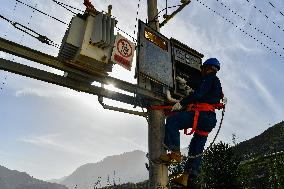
[116,39,133,58]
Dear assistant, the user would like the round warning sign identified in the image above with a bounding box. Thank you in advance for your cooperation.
[116,39,133,58]
[111,34,135,71]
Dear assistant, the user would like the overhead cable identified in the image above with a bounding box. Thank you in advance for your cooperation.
[16,0,68,25]
[51,0,83,15]
[151,5,181,23]
[160,1,191,28]
[0,14,60,48]
[244,0,284,32]
[19,2,37,44]
[133,0,141,44]
[194,0,283,58]
[1,0,19,94]
[267,1,284,17]
[215,0,283,51]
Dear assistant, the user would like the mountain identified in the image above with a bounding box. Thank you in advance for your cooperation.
[0,165,68,189]
[60,150,148,189]
[233,121,284,160]
[56,121,284,189]
[47,176,68,184]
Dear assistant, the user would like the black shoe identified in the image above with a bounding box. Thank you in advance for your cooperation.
[186,174,199,189]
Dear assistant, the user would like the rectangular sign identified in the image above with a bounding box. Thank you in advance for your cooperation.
[111,33,135,71]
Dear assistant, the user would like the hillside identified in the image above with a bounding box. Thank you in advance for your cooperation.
[233,121,284,159]
[0,165,68,189]
[53,121,284,189]
[60,150,148,189]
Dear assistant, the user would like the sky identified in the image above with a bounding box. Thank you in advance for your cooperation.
[0,0,284,181]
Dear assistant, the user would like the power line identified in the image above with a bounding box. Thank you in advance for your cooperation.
[194,0,283,58]
[133,0,141,44]
[116,26,137,43]
[51,0,83,15]
[0,14,60,48]
[215,0,283,51]
[19,2,38,44]
[151,4,181,22]
[0,0,19,94]
[0,72,8,92]
[16,0,68,25]
[244,0,284,32]
[3,0,138,48]
[267,1,284,17]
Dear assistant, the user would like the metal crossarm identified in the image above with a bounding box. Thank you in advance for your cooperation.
[0,58,139,106]
[0,37,164,102]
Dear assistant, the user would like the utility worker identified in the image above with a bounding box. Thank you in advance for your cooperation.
[159,58,223,187]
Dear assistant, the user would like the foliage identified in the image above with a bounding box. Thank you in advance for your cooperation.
[99,180,148,189]
[199,142,241,189]
[237,152,284,189]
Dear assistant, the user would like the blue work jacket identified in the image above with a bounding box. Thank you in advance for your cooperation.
[180,72,223,132]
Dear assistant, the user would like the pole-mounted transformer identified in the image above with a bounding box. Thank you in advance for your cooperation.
[58,11,117,76]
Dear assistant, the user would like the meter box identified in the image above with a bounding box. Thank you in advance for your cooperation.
[58,12,116,76]
[137,20,173,89]
[171,38,204,98]
[136,20,204,98]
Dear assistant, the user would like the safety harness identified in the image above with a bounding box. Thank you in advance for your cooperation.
[148,102,225,137]
[185,103,225,136]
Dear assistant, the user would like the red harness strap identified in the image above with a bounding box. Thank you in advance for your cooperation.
[148,103,225,136]
[184,103,216,136]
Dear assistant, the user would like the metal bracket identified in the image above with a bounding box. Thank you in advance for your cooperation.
[98,95,146,117]
[159,0,191,28]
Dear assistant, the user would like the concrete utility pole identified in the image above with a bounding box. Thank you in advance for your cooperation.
[147,0,168,188]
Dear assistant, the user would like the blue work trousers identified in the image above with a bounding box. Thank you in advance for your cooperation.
[164,111,216,176]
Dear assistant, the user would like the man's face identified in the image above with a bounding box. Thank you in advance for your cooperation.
[201,65,212,75]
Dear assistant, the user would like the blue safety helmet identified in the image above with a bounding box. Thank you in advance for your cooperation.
[202,58,220,71]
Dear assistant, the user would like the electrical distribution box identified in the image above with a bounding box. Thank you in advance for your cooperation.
[171,38,203,98]
[137,21,204,99]
[58,12,116,76]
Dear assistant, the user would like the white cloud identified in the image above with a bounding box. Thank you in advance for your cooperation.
[14,87,76,98]
[249,74,284,117]
[121,137,147,152]
[20,133,100,158]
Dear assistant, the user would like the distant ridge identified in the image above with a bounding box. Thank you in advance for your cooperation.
[60,150,148,189]
[0,165,68,189]
[233,121,284,159]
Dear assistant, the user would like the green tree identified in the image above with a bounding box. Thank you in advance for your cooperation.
[199,142,241,189]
